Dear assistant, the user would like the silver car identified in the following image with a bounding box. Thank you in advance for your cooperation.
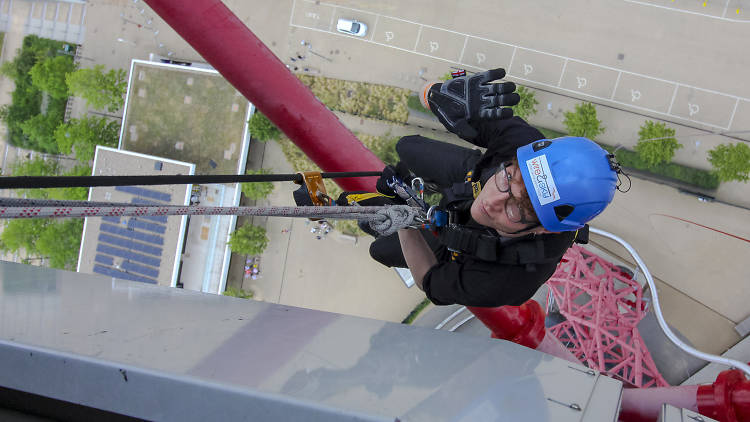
[336,18,367,37]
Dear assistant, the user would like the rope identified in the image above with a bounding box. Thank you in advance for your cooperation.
[0,171,382,189]
[0,199,422,236]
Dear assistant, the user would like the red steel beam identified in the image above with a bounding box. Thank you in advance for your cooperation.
[142,0,382,192]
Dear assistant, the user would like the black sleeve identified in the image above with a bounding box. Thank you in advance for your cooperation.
[421,259,560,307]
[468,117,546,156]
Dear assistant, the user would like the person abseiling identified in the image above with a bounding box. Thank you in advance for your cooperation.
[317,68,622,308]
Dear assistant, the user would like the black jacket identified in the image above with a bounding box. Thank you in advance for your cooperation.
[422,117,576,307]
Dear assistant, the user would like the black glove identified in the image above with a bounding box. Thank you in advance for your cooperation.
[427,68,519,140]
[376,164,408,198]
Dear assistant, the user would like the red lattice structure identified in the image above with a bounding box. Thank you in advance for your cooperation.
[546,245,669,388]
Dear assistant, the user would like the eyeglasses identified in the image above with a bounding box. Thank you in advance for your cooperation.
[494,162,538,225]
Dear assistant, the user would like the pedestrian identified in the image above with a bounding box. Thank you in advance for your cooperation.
[332,68,623,308]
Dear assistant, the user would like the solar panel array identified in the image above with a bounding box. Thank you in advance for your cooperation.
[92,189,174,285]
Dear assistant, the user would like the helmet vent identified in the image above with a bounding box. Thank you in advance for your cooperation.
[554,205,575,221]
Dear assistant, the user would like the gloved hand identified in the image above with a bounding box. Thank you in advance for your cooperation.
[427,68,519,140]
[375,163,411,198]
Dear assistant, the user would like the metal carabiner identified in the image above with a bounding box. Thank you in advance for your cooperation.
[411,177,424,200]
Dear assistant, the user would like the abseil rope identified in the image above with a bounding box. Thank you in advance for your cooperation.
[0,198,422,237]
[0,171,382,189]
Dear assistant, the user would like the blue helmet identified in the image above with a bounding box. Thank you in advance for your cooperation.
[516,137,618,232]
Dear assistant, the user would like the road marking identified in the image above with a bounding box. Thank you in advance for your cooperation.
[291,0,747,130]
[688,102,700,116]
[558,58,567,87]
[631,89,642,102]
[384,31,394,42]
[611,71,622,100]
[475,52,486,65]
[428,40,439,53]
[369,14,378,42]
[328,6,335,31]
[668,84,679,114]
[458,35,468,63]
[623,0,749,23]
[576,76,587,89]
[728,98,739,128]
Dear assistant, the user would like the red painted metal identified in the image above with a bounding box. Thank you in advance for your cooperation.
[619,385,700,422]
[697,369,750,422]
[142,0,383,192]
[546,245,668,388]
[467,300,546,349]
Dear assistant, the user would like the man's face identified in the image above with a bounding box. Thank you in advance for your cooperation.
[470,162,543,237]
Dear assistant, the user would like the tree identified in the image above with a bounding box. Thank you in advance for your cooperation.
[46,164,91,201]
[708,143,750,183]
[247,111,280,141]
[511,85,539,121]
[29,56,75,99]
[54,116,120,161]
[9,156,59,177]
[228,224,269,256]
[36,219,83,270]
[66,65,127,112]
[241,169,275,200]
[0,218,83,270]
[0,219,50,254]
[19,111,62,153]
[563,102,605,139]
[635,120,682,168]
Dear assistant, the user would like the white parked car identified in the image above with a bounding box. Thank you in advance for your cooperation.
[336,18,367,37]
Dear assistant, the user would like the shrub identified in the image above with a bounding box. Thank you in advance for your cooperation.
[228,224,269,256]
[601,144,719,189]
[708,143,750,183]
[402,298,432,324]
[511,85,539,121]
[635,121,682,168]
[247,111,280,142]
[223,287,254,299]
[241,169,275,200]
[563,102,605,139]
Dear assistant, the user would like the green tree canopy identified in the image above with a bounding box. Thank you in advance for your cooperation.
[708,143,750,183]
[66,65,127,112]
[634,120,682,168]
[511,85,539,121]
[54,116,120,161]
[19,110,62,153]
[29,55,75,99]
[241,169,275,201]
[8,158,90,200]
[247,111,280,142]
[228,224,269,256]
[0,218,82,270]
[36,219,83,270]
[46,164,91,201]
[9,156,59,177]
[563,102,605,139]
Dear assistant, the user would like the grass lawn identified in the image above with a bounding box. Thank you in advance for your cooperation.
[122,62,249,174]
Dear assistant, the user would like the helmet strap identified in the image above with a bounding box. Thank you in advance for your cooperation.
[607,153,631,193]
